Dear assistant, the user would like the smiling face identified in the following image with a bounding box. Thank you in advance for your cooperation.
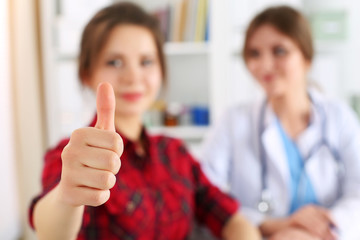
[85,24,162,119]
[245,24,310,99]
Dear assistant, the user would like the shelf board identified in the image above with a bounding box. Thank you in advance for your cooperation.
[56,41,349,59]
[55,42,210,60]
[314,40,346,53]
[147,125,209,140]
[164,42,210,55]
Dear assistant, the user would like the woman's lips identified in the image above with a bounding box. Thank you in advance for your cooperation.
[263,74,274,82]
[120,93,142,102]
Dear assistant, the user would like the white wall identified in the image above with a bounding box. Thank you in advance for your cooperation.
[0,0,21,239]
[344,0,360,96]
[304,0,360,101]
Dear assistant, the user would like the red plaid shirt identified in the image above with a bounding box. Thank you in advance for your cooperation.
[29,117,239,239]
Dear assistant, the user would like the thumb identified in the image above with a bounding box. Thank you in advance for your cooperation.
[95,82,116,131]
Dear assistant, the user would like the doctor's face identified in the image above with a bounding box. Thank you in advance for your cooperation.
[245,24,310,98]
[86,24,162,118]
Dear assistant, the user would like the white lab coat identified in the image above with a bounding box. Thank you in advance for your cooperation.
[200,90,360,240]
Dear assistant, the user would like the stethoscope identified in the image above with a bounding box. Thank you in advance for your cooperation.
[257,96,345,214]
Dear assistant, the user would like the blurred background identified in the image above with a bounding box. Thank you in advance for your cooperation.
[1,0,360,239]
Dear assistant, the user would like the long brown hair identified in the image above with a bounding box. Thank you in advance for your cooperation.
[78,2,166,83]
[243,6,314,63]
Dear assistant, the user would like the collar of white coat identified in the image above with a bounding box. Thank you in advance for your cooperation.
[258,88,325,188]
[259,88,325,130]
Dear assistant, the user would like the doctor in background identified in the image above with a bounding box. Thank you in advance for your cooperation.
[201,5,360,240]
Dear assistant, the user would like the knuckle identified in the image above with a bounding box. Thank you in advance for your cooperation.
[109,174,117,188]
[106,152,120,173]
[61,145,83,168]
[61,145,75,163]
[91,190,110,206]
[71,128,83,141]
[111,133,123,155]
[61,146,69,161]
[91,192,104,206]
[99,172,115,189]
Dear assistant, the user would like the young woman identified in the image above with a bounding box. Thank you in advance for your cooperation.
[29,2,260,240]
[201,5,360,240]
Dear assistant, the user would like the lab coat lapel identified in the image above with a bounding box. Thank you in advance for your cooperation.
[296,103,322,159]
[260,105,290,197]
[295,94,337,206]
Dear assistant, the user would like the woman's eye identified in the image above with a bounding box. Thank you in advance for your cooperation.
[247,49,260,58]
[107,59,123,68]
[274,46,287,56]
[141,59,154,66]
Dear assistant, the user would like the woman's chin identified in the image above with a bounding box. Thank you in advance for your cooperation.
[116,109,144,119]
[265,88,286,100]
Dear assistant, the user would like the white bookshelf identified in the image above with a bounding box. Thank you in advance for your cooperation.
[56,42,210,60]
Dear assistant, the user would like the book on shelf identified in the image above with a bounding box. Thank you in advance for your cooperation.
[153,0,209,43]
[194,0,207,42]
[184,0,196,42]
[177,0,189,42]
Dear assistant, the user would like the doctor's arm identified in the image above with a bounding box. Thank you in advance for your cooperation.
[200,110,233,191]
[329,104,360,238]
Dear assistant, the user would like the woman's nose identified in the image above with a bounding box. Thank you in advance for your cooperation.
[121,64,141,84]
[258,54,274,72]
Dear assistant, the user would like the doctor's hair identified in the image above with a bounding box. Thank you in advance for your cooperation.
[242,5,314,63]
[78,2,166,83]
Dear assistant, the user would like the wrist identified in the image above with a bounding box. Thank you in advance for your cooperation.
[33,184,85,240]
[55,183,84,210]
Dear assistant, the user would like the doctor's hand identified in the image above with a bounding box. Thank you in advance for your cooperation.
[58,82,123,207]
[269,227,322,240]
[289,205,337,240]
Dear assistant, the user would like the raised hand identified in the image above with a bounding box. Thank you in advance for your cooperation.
[58,82,123,207]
